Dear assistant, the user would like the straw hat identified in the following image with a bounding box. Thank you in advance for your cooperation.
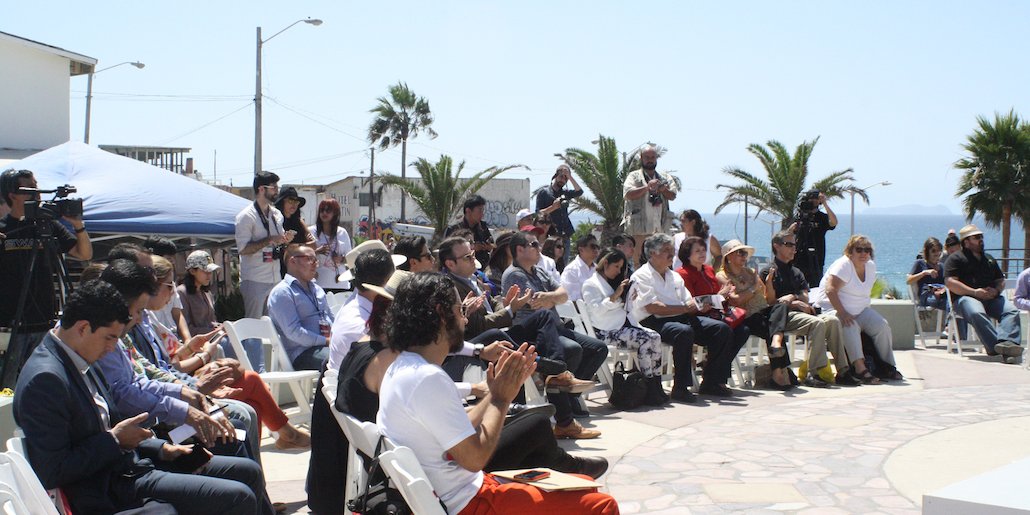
[361,269,412,300]
[958,224,983,242]
[337,240,406,282]
[721,239,755,261]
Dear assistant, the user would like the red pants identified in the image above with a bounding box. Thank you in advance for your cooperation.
[458,473,619,515]
[228,370,289,432]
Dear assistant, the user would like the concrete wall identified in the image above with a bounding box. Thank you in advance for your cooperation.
[0,38,71,150]
[322,176,531,239]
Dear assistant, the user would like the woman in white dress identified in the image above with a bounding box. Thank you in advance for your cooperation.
[308,198,353,292]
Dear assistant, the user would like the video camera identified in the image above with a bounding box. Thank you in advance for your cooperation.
[797,190,820,213]
[21,185,84,221]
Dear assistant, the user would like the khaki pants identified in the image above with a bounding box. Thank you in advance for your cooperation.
[785,311,848,373]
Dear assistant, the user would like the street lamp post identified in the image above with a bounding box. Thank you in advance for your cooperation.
[849,181,891,235]
[83,61,145,143]
[254,18,322,176]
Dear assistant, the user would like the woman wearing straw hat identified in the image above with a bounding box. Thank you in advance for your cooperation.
[718,239,794,390]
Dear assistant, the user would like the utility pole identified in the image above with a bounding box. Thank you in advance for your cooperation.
[254,27,263,176]
[369,148,376,238]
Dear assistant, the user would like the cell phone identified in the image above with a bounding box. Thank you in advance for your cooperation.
[165,443,213,474]
[514,469,551,482]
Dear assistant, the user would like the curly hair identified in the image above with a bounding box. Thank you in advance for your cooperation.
[385,273,459,352]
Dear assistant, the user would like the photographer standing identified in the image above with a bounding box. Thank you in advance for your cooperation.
[235,171,294,319]
[0,169,91,386]
[623,145,679,265]
[792,190,838,287]
[536,164,583,266]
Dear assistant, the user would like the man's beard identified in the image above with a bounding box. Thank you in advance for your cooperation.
[445,314,465,353]
[642,162,657,172]
[264,189,277,203]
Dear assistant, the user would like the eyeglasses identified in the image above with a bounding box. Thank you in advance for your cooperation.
[456,252,476,262]
[779,242,797,247]
[291,255,317,262]
[525,241,541,248]
[969,235,984,241]
[853,247,873,254]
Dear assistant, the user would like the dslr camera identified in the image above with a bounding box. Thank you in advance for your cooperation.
[648,176,670,206]
[23,185,84,221]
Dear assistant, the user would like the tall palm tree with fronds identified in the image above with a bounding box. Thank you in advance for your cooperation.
[954,109,1030,267]
[368,81,437,221]
[716,137,858,228]
[557,135,649,244]
[378,155,523,244]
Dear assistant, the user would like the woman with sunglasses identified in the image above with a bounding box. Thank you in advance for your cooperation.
[816,235,899,383]
[581,248,668,405]
[309,198,352,292]
[718,239,794,389]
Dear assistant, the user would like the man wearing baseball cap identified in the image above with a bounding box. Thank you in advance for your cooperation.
[944,224,1022,360]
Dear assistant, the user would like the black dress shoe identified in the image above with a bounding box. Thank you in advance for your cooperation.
[535,357,567,377]
[697,382,733,397]
[507,403,557,420]
[571,456,609,479]
[670,388,696,403]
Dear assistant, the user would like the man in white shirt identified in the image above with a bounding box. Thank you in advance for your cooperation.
[561,234,600,302]
[328,243,396,372]
[630,233,738,402]
[235,172,295,319]
[377,273,619,515]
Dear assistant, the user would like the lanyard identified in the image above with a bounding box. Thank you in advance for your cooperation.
[296,280,325,321]
[254,202,279,237]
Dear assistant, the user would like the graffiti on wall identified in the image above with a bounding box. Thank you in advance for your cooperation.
[355,214,431,240]
[482,198,528,228]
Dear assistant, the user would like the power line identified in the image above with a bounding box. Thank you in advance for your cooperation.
[153,102,252,145]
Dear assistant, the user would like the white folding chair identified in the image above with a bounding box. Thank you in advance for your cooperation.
[321,382,366,509]
[378,446,447,515]
[572,300,614,394]
[6,437,68,515]
[910,284,944,348]
[944,290,980,356]
[0,451,60,515]
[223,317,319,425]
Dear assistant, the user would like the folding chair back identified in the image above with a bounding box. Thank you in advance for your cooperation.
[378,446,447,515]
[945,289,980,356]
[909,283,944,348]
[0,452,59,515]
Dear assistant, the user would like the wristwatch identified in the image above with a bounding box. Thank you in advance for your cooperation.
[473,343,484,359]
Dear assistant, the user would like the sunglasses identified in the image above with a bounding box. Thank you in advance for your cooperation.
[419,252,435,261]
[853,247,873,254]
[779,242,797,247]
[319,206,335,213]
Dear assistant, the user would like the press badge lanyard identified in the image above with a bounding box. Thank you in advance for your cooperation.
[253,202,279,238]
[298,280,331,337]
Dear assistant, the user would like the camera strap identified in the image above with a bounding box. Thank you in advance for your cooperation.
[253,202,278,237]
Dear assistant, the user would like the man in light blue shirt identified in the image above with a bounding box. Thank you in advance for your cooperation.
[268,244,334,370]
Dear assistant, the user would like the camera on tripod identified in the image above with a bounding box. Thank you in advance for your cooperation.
[22,185,84,221]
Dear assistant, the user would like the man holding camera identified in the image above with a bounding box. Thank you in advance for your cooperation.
[536,164,584,266]
[235,171,294,319]
[791,190,837,287]
[0,169,92,387]
[623,145,679,266]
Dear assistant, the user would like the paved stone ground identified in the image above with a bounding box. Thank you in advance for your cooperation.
[264,344,1030,514]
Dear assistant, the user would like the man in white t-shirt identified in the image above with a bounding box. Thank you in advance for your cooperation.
[235,171,295,319]
[377,273,619,515]
[560,234,599,302]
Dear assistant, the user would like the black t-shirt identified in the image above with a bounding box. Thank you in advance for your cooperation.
[943,248,1003,299]
[759,258,810,298]
[535,185,583,236]
[335,339,385,424]
[0,215,78,327]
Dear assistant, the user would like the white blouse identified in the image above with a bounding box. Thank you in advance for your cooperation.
[581,272,631,332]
[816,255,876,314]
[309,225,353,290]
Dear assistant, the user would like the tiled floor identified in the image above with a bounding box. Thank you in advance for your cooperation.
[264,344,1030,513]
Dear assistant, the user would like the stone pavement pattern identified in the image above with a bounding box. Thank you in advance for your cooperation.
[264,346,1030,513]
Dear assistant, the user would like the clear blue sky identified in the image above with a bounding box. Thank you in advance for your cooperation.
[6,1,1029,217]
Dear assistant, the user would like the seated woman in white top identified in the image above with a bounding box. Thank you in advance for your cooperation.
[816,235,901,383]
[581,248,666,406]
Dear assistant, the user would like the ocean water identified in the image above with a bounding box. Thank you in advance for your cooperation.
[569,212,1028,297]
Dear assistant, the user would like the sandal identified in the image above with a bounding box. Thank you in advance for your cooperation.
[769,346,787,358]
[855,369,881,385]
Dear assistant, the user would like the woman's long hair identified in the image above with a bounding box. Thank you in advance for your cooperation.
[595,247,627,292]
[316,198,341,239]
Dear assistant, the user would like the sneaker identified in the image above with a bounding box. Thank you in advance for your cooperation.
[669,387,697,403]
[553,420,601,440]
[697,382,734,397]
[545,371,596,394]
[994,341,1023,358]
[803,375,832,388]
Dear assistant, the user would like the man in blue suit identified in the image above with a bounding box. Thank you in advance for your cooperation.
[14,280,273,515]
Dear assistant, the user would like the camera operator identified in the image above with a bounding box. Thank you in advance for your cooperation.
[535,164,584,266]
[790,190,837,287]
[0,169,92,386]
[623,145,679,266]
[235,171,294,319]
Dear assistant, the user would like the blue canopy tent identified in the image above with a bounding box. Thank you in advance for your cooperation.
[8,142,249,242]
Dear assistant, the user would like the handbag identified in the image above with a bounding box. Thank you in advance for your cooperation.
[721,306,747,330]
[608,361,647,410]
[348,436,413,515]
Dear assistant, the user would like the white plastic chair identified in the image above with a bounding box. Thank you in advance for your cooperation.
[910,283,944,348]
[223,316,319,424]
[944,290,980,356]
[378,446,447,515]
[0,451,59,515]
[321,381,365,509]
[6,437,67,515]
[0,484,31,515]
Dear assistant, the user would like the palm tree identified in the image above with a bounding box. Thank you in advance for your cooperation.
[954,110,1030,268]
[378,155,523,244]
[367,81,437,221]
[556,135,650,244]
[715,137,858,228]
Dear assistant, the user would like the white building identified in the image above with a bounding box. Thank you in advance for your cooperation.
[321,176,531,238]
[0,31,96,166]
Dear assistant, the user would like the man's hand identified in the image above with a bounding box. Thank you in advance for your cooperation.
[179,387,206,409]
[209,385,243,399]
[194,365,234,395]
[111,412,153,450]
[185,408,234,447]
[697,300,713,313]
[818,192,829,206]
[282,230,297,244]
[502,285,519,307]
[480,341,514,362]
[462,291,485,317]
[510,287,532,311]
[160,443,195,460]
[486,343,537,406]
[528,291,549,310]
[791,300,815,314]
[470,382,489,399]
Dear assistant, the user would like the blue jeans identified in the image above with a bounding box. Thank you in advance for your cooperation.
[128,455,273,515]
[220,336,266,373]
[954,295,1022,353]
[292,345,330,371]
[922,291,967,339]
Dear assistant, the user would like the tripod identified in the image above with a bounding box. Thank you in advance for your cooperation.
[0,219,70,388]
